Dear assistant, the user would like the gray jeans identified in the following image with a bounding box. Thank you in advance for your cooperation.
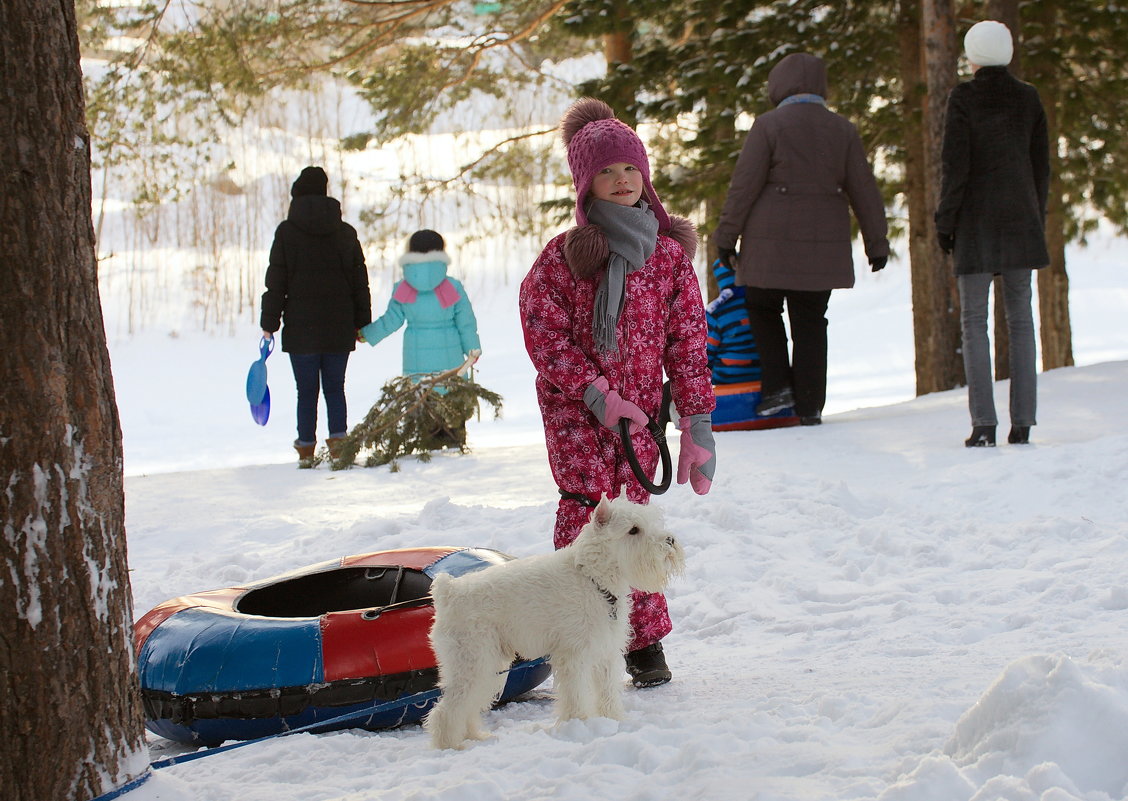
[958,270,1037,428]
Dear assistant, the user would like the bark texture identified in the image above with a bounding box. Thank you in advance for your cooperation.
[906,0,965,395]
[0,1,147,799]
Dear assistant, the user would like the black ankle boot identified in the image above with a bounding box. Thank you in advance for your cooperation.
[965,426,996,447]
[1008,426,1031,444]
[756,387,794,417]
[625,642,671,688]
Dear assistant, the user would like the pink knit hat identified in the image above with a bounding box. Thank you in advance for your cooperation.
[561,98,671,231]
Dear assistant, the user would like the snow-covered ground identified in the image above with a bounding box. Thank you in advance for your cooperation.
[79,44,1128,800]
[111,223,1128,800]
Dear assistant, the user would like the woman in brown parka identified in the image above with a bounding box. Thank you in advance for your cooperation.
[713,53,889,425]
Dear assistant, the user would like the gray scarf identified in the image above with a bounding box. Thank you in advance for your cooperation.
[585,198,658,352]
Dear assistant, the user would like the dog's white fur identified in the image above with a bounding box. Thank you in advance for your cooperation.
[424,494,685,749]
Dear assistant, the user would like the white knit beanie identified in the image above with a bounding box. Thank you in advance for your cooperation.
[964,20,1013,67]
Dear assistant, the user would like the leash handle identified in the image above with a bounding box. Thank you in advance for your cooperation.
[619,418,672,495]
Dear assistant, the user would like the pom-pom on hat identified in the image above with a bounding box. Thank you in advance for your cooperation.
[561,98,670,231]
[291,166,328,197]
[964,20,1013,67]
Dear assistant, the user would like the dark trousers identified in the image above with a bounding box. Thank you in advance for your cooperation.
[289,352,350,444]
[744,287,832,418]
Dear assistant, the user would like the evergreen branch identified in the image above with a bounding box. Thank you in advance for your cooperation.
[329,365,503,470]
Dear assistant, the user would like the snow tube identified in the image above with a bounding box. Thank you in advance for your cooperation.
[712,381,799,431]
[134,547,552,745]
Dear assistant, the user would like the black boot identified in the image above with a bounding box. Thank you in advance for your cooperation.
[1008,425,1031,445]
[965,426,996,448]
[625,642,671,688]
[756,387,795,417]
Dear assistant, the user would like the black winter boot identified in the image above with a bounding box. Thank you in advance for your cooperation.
[756,387,795,417]
[625,642,672,688]
[965,426,996,448]
[1008,426,1031,445]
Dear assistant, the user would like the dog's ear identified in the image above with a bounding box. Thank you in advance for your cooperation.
[593,495,613,527]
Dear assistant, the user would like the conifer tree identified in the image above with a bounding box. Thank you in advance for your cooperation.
[2,2,146,798]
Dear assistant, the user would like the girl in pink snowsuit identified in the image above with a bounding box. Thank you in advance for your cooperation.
[519,99,716,688]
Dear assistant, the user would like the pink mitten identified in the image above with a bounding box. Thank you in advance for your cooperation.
[677,414,716,495]
[583,377,648,434]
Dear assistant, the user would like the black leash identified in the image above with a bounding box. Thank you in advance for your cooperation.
[619,417,672,495]
[556,414,672,505]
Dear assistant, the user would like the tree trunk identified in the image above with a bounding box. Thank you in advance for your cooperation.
[601,0,636,126]
[0,2,147,800]
[1024,0,1074,370]
[906,0,964,395]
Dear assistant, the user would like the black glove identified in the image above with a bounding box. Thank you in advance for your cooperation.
[937,232,955,254]
[717,247,738,269]
[869,256,887,272]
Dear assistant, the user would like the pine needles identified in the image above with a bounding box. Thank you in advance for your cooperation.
[324,365,502,471]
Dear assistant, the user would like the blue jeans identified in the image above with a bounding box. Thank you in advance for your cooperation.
[957,271,1037,428]
[289,352,350,444]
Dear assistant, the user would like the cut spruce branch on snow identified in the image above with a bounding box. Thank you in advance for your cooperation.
[328,363,503,471]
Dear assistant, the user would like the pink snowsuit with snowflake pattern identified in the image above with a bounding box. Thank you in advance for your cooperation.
[519,221,714,651]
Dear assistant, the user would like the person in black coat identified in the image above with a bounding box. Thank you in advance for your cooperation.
[934,20,1050,448]
[260,166,372,465]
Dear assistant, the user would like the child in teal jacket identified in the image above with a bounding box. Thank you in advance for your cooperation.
[360,230,481,375]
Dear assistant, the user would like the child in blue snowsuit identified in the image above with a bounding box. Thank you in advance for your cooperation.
[706,259,761,385]
[359,230,481,444]
[359,230,481,376]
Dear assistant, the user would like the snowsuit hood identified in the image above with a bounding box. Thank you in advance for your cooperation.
[287,195,344,238]
[399,250,451,292]
[768,53,829,106]
[360,250,479,377]
[711,257,736,290]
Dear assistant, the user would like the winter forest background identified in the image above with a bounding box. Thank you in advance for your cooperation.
[5,2,1128,800]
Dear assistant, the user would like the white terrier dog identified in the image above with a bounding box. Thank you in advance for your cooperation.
[424,494,685,749]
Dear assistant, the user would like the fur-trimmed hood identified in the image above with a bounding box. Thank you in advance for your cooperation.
[398,249,451,292]
[562,215,698,280]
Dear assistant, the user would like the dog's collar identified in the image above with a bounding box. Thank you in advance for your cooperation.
[592,578,618,619]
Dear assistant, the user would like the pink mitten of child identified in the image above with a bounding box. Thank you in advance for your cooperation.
[677,413,716,495]
[583,376,648,434]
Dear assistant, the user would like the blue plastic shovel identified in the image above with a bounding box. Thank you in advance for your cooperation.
[246,336,273,425]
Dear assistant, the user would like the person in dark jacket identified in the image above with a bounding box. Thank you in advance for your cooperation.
[935,21,1049,448]
[260,166,372,465]
[713,53,889,426]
